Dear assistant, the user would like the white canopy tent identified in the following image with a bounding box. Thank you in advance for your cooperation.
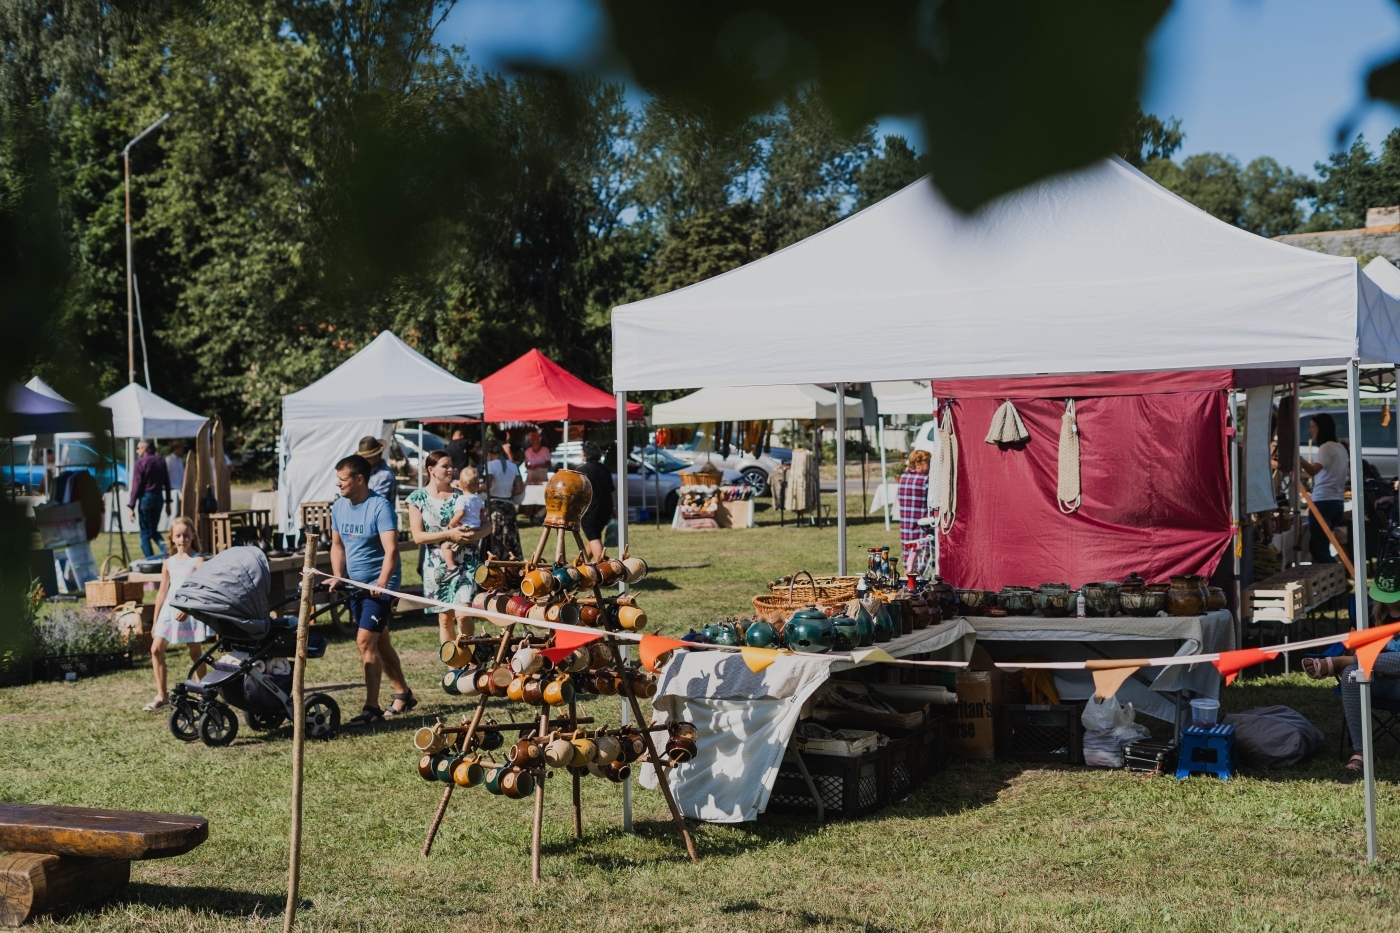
[609,158,1400,857]
[101,383,207,438]
[24,377,67,402]
[871,380,934,417]
[649,384,861,425]
[278,331,484,532]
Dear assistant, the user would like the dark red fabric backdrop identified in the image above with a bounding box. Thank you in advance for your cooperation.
[936,391,1232,590]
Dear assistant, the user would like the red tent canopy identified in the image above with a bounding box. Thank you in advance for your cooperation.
[478,350,644,423]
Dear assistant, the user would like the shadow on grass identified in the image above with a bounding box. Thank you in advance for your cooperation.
[117,883,292,920]
[633,575,680,591]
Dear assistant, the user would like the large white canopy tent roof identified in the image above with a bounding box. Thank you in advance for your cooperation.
[612,158,1400,391]
[278,331,484,531]
[650,384,861,426]
[871,380,935,417]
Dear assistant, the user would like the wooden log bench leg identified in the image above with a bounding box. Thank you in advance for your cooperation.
[0,852,131,926]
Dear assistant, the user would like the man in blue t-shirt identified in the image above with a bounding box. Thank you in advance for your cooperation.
[328,454,416,725]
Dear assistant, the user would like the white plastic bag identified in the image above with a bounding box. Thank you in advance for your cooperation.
[1081,697,1150,768]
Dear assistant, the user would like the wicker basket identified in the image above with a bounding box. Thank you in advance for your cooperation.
[85,556,144,608]
[768,573,859,603]
[680,470,723,488]
[751,570,847,622]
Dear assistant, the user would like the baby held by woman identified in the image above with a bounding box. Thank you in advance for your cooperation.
[441,467,486,576]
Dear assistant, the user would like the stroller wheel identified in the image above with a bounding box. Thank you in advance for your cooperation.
[244,709,287,731]
[198,703,239,747]
[169,699,200,742]
[304,693,341,741]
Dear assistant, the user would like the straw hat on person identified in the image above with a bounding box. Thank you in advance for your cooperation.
[357,436,385,458]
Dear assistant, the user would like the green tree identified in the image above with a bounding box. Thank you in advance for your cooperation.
[1306,131,1400,231]
[1241,156,1314,238]
[855,135,930,211]
[1115,105,1183,168]
[1144,152,1244,226]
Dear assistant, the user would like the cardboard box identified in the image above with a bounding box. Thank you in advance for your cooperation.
[947,671,996,760]
[717,499,755,528]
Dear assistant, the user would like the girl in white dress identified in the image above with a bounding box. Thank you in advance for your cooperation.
[144,517,212,711]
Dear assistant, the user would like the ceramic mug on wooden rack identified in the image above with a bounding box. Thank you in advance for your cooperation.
[629,672,657,698]
[500,768,535,799]
[439,640,470,667]
[578,604,602,626]
[417,753,438,781]
[433,753,458,783]
[570,736,598,764]
[597,560,625,585]
[512,643,543,676]
[576,564,602,588]
[665,735,698,764]
[615,605,648,632]
[483,765,505,795]
[456,666,482,697]
[589,643,614,668]
[593,671,618,696]
[545,737,576,767]
[441,668,464,695]
[475,565,505,590]
[604,759,631,783]
[452,756,484,787]
[414,725,448,754]
[562,647,591,674]
[542,677,574,706]
[477,729,505,752]
[522,677,544,705]
[546,601,581,626]
[509,738,544,767]
[593,734,621,765]
[506,595,534,618]
[471,588,496,610]
[622,557,648,585]
[507,676,527,702]
[619,732,646,763]
[521,568,556,598]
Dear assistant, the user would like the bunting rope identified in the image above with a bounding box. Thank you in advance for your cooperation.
[310,572,1400,691]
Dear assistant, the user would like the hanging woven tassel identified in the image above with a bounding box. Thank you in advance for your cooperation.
[936,407,958,534]
[1058,398,1081,514]
[985,399,1029,445]
[1383,401,1392,428]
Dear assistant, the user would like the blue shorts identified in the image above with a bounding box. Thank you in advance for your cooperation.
[350,592,394,633]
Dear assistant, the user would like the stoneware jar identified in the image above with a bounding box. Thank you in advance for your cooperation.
[543,469,593,528]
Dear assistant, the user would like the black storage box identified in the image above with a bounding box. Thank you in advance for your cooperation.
[1123,739,1177,775]
[996,703,1083,764]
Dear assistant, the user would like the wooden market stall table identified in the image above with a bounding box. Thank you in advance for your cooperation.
[644,619,977,823]
[968,610,1235,728]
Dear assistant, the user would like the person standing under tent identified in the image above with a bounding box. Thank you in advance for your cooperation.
[576,441,614,561]
[407,452,486,645]
[127,438,172,559]
[143,517,210,711]
[445,427,475,478]
[897,449,933,576]
[357,435,398,504]
[482,438,523,561]
[522,429,552,522]
[1301,413,1348,564]
[328,454,416,725]
[164,439,186,494]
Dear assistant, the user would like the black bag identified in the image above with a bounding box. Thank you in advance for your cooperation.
[1222,705,1325,768]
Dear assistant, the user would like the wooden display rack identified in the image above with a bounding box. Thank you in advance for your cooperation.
[418,521,699,880]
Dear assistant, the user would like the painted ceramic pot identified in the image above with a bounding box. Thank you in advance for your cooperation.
[744,619,781,649]
[783,606,835,652]
[704,620,743,647]
[928,577,960,620]
[829,613,861,651]
[870,602,897,642]
[1083,582,1121,618]
[1167,575,1207,617]
[1032,588,1073,618]
[1119,589,1166,617]
[1206,586,1227,612]
[997,588,1036,616]
[543,469,593,529]
[955,589,995,617]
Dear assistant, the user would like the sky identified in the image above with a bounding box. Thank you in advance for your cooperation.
[439,0,1400,178]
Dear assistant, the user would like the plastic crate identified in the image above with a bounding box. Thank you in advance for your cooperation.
[885,717,945,800]
[769,747,884,818]
[0,659,34,688]
[34,652,133,682]
[996,704,1083,764]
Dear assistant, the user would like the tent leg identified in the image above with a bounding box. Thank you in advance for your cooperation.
[1230,392,1243,653]
[615,391,633,833]
[836,383,847,576]
[562,420,570,467]
[1348,359,1378,862]
[878,416,890,531]
[1292,381,1302,568]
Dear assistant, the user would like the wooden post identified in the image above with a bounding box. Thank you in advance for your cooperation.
[606,638,699,863]
[283,533,319,933]
[531,704,548,883]
[569,696,582,839]
[421,626,515,856]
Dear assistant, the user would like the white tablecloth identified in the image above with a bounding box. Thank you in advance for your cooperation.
[970,609,1234,723]
[644,619,977,822]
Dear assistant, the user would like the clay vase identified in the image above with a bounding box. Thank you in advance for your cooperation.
[594,734,622,765]
[543,469,593,528]
[545,737,576,767]
[452,757,484,788]
[520,568,556,599]
[1206,586,1227,612]
[1167,575,1207,617]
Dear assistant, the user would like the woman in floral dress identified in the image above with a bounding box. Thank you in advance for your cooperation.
[408,451,486,644]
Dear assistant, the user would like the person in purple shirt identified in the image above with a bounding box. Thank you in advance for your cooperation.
[127,439,172,558]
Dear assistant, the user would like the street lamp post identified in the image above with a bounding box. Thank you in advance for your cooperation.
[124,110,177,384]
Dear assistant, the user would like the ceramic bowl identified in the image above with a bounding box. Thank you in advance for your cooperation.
[956,589,995,616]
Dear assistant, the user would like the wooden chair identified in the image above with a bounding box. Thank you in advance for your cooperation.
[0,803,207,925]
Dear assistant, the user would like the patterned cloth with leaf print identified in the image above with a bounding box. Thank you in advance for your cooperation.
[407,487,479,607]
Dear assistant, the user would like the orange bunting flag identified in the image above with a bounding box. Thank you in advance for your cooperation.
[540,628,604,665]
[1212,647,1280,686]
[1085,659,1148,700]
[741,646,784,673]
[1343,619,1400,651]
[639,634,690,674]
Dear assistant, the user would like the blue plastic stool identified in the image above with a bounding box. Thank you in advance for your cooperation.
[1175,724,1236,781]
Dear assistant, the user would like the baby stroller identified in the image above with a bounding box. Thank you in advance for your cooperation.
[167,547,340,746]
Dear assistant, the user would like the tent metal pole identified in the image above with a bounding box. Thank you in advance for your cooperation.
[836,382,847,576]
[1292,381,1301,568]
[562,420,570,468]
[1230,391,1243,655]
[1347,359,1378,863]
[878,415,890,531]
[614,391,632,833]
[417,423,424,488]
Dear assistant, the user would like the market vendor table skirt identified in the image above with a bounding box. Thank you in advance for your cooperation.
[643,620,977,823]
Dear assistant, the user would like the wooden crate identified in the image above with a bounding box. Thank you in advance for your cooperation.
[1293,563,1347,608]
[1242,581,1304,622]
[208,510,271,554]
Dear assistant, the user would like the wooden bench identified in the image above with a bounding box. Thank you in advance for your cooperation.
[0,803,207,925]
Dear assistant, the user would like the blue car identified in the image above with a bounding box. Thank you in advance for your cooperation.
[1,438,128,492]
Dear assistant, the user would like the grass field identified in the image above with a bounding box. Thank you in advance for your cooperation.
[6,506,1400,931]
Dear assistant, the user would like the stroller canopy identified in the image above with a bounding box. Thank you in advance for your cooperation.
[169,547,273,640]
